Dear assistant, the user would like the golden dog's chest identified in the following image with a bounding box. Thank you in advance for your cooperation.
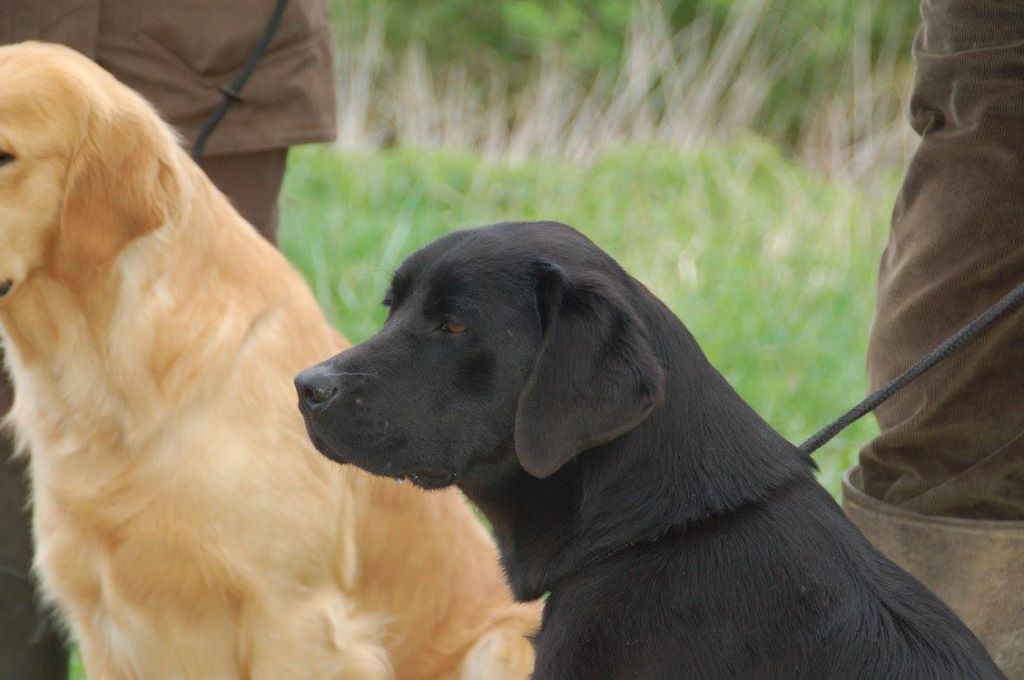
[34,476,359,679]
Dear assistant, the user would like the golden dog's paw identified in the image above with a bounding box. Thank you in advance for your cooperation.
[457,606,539,680]
[251,592,394,680]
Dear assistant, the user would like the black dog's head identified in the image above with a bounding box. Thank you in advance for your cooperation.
[296,222,665,490]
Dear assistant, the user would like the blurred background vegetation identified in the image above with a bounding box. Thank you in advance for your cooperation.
[325,0,918,164]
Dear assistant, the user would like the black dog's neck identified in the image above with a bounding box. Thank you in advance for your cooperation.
[461,292,815,602]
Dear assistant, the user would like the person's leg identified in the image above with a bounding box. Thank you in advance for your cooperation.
[198,149,290,245]
[861,0,1024,518]
[0,377,68,680]
[845,471,1023,675]
[847,0,1024,674]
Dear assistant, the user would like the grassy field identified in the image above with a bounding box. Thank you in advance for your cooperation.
[69,138,898,678]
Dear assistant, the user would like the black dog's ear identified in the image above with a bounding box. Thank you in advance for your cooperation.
[514,261,665,478]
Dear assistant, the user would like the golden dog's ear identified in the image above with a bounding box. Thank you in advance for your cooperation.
[60,105,178,265]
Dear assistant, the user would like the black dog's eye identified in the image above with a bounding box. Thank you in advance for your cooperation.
[0,152,14,167]
[381,292,394,308]
[440,320,467,335]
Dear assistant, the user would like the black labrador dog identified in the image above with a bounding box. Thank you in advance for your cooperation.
[296,222,1003,679]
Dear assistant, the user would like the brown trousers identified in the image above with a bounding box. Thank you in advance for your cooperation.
[0,150,287,679]
[199,149,289,243]
[861,0,1024,520]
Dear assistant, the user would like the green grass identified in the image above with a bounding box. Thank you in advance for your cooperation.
[70,139,897,678]
[280,140,897,493]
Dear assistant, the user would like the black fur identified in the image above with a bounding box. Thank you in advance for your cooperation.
[296,222,1003,679]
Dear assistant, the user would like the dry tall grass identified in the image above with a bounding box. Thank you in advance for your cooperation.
[333,0,918,180]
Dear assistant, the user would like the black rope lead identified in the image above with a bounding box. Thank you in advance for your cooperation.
[191,0,291,161]
[801,281,1024,455]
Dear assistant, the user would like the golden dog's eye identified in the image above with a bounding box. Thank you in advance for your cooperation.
[0,152,14,167]
[441,320,467,335]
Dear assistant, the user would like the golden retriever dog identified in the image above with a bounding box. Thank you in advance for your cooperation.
[0,42,538,679]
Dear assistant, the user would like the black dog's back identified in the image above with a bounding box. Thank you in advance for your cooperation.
[535,478,1002,679]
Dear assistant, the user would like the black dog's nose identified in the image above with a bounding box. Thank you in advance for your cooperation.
[295,367,339,409]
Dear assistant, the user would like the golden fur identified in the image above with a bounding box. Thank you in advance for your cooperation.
[0,42,538,679]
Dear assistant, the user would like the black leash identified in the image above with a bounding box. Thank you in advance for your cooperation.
[190,0,291,161]
[800,281,1024,455]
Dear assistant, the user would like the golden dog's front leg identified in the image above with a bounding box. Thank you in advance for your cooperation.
[69,614,135,680]
[349,478,540,680]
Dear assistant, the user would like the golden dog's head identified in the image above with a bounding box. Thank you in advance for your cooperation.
[0,41,181,299]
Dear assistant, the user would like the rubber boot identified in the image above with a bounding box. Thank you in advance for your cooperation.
[844,467,1024,678]
[0,434,69,680]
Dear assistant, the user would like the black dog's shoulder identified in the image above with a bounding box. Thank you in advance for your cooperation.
[534,478,1002,679]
